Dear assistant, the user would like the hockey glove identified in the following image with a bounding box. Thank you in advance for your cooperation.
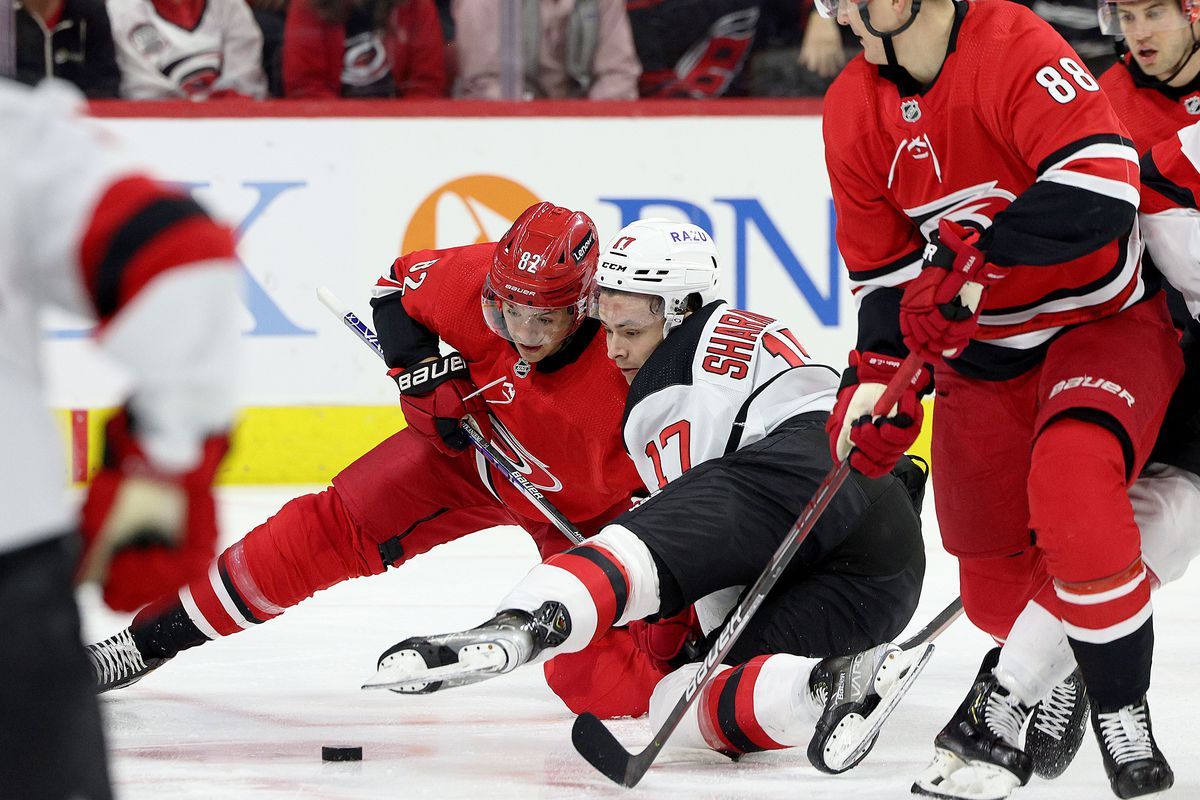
[899,218,1009,360]
[826,351,931,478]
[78,409,229,612]
[393,353,488,458]
[627,605,701,671]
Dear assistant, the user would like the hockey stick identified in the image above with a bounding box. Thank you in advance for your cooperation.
[316,287,585,545]
[571,354,924,787]
[899,596,963,651]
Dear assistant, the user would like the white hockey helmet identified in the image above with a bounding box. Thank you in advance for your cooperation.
[590,218,720,336]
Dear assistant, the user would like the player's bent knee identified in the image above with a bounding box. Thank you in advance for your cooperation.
[1028,417,1139,574]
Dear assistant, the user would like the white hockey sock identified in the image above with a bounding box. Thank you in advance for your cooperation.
[995,600,1076,706]
[647,654,820,755]
[497,524,661,660]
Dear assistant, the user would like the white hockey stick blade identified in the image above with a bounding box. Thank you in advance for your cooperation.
[820,643,936,772]
[911,748,1023,800]
[362,643,508,692]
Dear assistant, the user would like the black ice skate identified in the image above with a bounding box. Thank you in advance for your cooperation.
[1091,697,1173,799]
[363,602,571,694]
[807,641,935,774]
[87,628,168,693]
[912,652,1033,800]
[1023,668,1089,779]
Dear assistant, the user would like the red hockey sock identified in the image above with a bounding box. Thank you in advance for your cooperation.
[697,656,788,755]
[543,543,631,638]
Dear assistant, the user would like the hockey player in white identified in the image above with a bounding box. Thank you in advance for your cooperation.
[0,78,240,799]
[364,219,932,773]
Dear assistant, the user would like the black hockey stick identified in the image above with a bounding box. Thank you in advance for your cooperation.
[899,596,963,651]
[571,355,925,787]
[317,287,585,545]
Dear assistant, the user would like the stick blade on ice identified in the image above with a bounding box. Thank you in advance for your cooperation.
[571,712,645,787]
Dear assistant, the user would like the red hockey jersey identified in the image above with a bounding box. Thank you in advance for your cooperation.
[1099,57,1200,154]
[373,243,643,526]
[825,0,1143,379]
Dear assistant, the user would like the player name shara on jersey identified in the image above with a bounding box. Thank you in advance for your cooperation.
[702,309,774,379]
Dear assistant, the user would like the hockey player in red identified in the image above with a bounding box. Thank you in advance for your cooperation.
[816,0,1184,796]
[83,202,681,719]
[364,219,931,775]
[1097,0,1200,151]
[0,79,240,800]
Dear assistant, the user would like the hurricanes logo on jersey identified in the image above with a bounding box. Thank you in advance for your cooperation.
[904,181,1018,242]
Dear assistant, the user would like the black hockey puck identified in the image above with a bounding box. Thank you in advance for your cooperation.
[321,745,363,762]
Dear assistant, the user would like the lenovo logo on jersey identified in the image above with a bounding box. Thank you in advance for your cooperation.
[1048,376,1135,407]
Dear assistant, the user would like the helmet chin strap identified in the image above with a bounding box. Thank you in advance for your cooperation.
[1160,26,1200,85]
[859,0,924,69]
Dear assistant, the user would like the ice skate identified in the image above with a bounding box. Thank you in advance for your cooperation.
[807,641,935,773]
[1023,667,1089,779]
[1092,697,1173,798]
[87,628,168,693]
[363,602,571,693]
[912,652,1033,800]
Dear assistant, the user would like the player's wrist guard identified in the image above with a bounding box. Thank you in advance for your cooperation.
[390,353,488,457]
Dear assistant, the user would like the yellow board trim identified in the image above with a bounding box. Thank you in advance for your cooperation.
[53,400,934,486]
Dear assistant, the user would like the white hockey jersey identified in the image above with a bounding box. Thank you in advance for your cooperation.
[106,0,266,99]
[1141,120,1200,320]
[623,301,838,493]
[621,300,838,632]
[0,79,240,555]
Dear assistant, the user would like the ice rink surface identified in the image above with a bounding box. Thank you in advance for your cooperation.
[80,486,1200,800]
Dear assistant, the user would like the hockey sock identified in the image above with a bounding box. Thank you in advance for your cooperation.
[498,524,661,657]
[1029,418,1153,709]
[649,655,817,755]
[131,595,208,660]
[994,599,1076,707]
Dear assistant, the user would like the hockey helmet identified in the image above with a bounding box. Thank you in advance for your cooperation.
[1099,0,1200,35]
[482,202,599,347]
[590,218,720,336]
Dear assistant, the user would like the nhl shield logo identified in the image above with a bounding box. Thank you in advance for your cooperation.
[1185,95,1200,115]
[514,359,532,378]
[901,99,922,123]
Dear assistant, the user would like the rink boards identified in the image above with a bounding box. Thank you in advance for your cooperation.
[46,101,933,482]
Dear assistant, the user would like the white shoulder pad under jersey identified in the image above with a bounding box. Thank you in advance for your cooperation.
[622,301,838,493]
[1141,120,1200,321]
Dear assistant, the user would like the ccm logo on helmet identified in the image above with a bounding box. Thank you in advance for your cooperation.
[572,230,596,263]
[1048,376,1135,407]
[395,354,468,393]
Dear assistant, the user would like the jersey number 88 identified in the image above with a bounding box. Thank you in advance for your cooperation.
[1035,57,1100,104]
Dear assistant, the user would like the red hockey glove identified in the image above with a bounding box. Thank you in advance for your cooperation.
[392,353,489,458]
[899,218,1009,361]
[627,605,701,670]
[826,351,931,478]
[77,409,229,612]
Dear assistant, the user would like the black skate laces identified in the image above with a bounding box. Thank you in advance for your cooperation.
[1032,678,1078,741]
[90,629,147,684]
[1096,705,1155,764]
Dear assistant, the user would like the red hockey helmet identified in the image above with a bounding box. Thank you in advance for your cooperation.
[482,202,599,347]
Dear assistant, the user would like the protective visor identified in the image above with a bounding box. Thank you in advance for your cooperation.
[814,0,845,19]
[1098,0,1194,35]
[481,276,587,347]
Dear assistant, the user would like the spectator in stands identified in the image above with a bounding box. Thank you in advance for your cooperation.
[107,0,268,99]
[249,0,288,97]
[626,0,759,98]
[283,0,446,97]
[453,0,639,99]
[14,0,120,97]
[744,0,855,97]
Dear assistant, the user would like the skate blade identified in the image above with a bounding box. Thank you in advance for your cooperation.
[362,642,508,692]
[822,644,935,772]
[911,749,1022,800]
